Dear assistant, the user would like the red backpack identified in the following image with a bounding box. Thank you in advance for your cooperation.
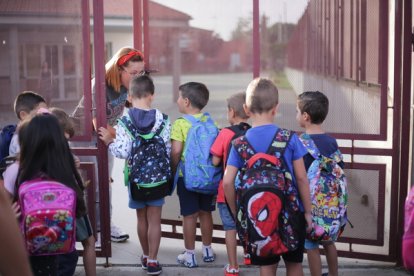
[403,186,414,271]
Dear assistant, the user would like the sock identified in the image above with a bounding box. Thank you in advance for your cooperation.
[147,259,157,264]
[185,249,195,255]
[202,244,212,251]
[142,254,149,259]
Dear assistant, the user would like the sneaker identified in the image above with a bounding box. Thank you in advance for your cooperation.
[110,224,129,242]
[147,261,162,275]
[177,251,198,268]
[202,246,215,262]
[224,264,239,276]
[141,255,148,270]
[321,273,329,276]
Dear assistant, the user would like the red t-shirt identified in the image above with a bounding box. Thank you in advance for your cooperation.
[210,128,236,203]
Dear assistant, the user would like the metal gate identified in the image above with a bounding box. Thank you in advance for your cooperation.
[0,0,411,264]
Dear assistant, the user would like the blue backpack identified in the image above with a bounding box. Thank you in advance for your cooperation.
[0,124,17,161]
[175,113,222,194]
[120,113,171,201]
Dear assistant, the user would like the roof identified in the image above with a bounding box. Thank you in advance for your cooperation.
[0,0,192,21]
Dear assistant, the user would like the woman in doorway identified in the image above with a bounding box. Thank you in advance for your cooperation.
[72,47,146,244]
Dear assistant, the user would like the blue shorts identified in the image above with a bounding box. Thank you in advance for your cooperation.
[129,195,165,210]
[217,203,236,231]
[176,177,216,216]
[305,239,334,250]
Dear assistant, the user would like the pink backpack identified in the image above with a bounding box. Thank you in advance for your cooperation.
[18,179,76,256]
[403,186,414,271]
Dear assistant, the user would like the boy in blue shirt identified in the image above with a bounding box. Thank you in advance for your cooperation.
[223,78,312,276]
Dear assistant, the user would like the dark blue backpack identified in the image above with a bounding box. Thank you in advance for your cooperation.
[0,124,17,161]
[120,114,171,201]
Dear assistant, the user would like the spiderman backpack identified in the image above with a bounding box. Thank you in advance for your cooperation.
[18,179,76,256]
[232,128,302,264]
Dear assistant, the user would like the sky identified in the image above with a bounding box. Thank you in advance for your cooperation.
[152,0,309,41]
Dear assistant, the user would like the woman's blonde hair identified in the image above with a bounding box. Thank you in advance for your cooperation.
[105,47,144,92]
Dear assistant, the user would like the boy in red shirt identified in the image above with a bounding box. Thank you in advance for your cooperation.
[211,92,250,276]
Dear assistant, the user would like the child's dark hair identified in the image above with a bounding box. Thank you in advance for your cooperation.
[129,75,155,99]
[16,113,86,217]
[49,107,75,138]
[14,91,46,120]
[179,82,209,110]
[246,78,278,114]
[227,92,249,119]
[297,91,329,124]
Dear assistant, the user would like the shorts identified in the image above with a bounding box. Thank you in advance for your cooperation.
[251,212,306,266]
[218,203,236,231]
[177,177,216,216]
[76,214,93,242]
[305,239,335,250]
[129,197,165,209]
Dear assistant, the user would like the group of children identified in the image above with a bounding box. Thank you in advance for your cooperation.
[98,74,345,276]
[0,74,344,276]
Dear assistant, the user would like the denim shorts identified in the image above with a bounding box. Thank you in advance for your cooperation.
[129,197,165,210]
[305,239,334,250]
[217,203,236,231]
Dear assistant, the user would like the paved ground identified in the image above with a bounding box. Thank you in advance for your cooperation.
[73,156,412,276]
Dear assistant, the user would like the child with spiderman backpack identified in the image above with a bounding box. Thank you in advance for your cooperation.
[171,82,221,268]
[296,91,348,276]
[99,75,170,275]
[14,113,87,276]
[223,78,312,276]
[210,92,251,276]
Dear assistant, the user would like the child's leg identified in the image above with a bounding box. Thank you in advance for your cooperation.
[225,229,238,268]
[146,205,162,260]
[81,236,97,276]
[182,212,199,250]
[305,239,322,276]
[323,242,338,276]
[199,210,213,246]
[136,207,149,255]
[260,263,277,276]
[285,261,304,276]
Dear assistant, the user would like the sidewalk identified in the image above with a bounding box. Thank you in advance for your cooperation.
[74,236,411,276]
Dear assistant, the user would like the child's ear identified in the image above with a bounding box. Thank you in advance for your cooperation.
[184,97,190,107]
[19,111,28,121]
[243,104,251,117]
[271,104,279,116]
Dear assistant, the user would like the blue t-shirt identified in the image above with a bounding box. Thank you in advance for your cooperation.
[303,134,343,170]
[227,124,307,209]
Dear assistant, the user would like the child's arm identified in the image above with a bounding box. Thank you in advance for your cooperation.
[223,165,238,216]
[293,157,312,233]
[98,125,131,159]
[212,155,221,167]
[171,140,183,177]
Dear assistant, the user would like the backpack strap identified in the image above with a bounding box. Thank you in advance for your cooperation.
[182,112,214,125]
[299,133,320,160]
[119,112,168,140]
[267,128,293,157]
